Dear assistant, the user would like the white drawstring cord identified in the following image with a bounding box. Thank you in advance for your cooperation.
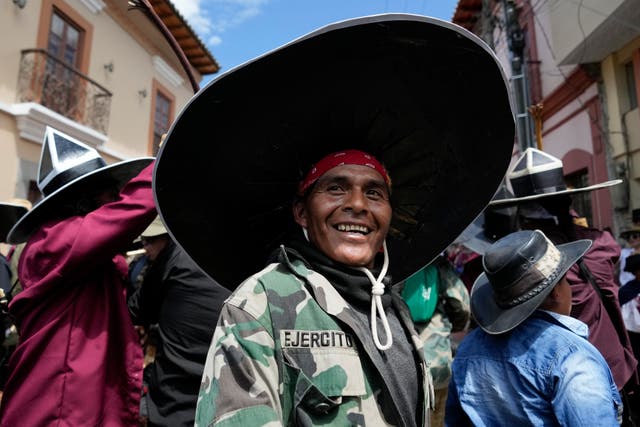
[357,241,392,351]
[302,227,393,351]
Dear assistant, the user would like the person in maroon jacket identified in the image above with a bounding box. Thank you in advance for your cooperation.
[490,147,639,426]
[0,127,156,427]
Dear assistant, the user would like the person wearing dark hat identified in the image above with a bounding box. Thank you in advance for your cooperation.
[128,217,230,427]
[490,147,639,413]
[152,14,516,426]
[446,229,622,426]
[0,127,156,426]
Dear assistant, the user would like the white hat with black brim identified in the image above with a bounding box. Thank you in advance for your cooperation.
[7,127,153,244]
[489,148,621,207]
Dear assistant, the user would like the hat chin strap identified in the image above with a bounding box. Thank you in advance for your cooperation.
[357,241,392,351]
[301,227,393,351]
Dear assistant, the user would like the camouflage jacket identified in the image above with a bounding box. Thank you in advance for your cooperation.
[196,246,434,426]
[415,260,470,390]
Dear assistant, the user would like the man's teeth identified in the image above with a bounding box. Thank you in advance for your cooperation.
[337,224,370,233]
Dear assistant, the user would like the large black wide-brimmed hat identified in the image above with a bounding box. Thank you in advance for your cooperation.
[490,148,622,207]
[154,14,516,289]
[0,202,28,243]
[8,127,153,244]
[471,229,591,334]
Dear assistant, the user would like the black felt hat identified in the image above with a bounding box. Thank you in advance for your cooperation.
[471,229,591,334]
[8,127,153,244]
[153,14,516,290]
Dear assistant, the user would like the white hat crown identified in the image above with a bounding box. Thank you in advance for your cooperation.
[37,127,106,196]
[508,148,567,197]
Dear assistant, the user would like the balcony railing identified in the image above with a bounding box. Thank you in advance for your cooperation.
[16,49,112,134]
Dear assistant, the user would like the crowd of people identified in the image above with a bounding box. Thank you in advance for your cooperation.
[0,12,638,427]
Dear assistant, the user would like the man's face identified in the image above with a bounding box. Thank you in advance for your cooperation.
[141,235,169,262]
[293,164,392,269]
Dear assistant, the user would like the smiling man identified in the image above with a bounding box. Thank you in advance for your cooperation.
[196,150,431,426]
[293,154,392,269]
[153,14,516,427]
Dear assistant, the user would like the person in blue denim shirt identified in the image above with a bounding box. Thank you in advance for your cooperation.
[446,229,623,426]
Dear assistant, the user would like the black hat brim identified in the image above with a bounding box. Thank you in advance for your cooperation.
[153,14,515,290]
[0,203,29,243]
[471,239,592,334]
[8,158,154,244]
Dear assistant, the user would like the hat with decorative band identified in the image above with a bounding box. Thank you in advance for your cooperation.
[8,127,153,244]
[490,148,621,207]
[471,229,591,334]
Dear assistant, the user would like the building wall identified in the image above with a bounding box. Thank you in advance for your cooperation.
[0,1,41,103]
[547,0,625,64]
[602,37,640,224]
[0,0,200,202]
[530,2,575,98]
[524,0,622,229]
[455,0,640,232]
[92,3,197,157]
[0,112,23,202]
[543,93,597,160]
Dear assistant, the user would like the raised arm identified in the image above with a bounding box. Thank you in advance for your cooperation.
[20,162,157,286]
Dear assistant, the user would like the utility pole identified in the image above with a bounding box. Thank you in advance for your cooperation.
[502,0,535,150]
[480,0,495,49]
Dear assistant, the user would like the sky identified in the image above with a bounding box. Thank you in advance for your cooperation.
[170,0,461,85]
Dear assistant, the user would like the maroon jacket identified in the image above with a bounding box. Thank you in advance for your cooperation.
[0,163,156,426]
[567,226,638,390]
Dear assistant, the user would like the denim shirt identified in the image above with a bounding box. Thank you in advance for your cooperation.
[446,310,622,427]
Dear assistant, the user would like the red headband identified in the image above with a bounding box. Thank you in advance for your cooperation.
[298,149,391,196]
